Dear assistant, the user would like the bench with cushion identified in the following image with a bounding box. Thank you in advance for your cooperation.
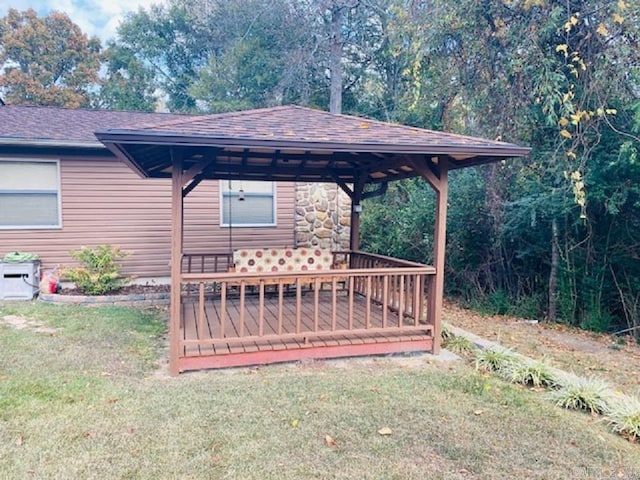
[233,247,335,275]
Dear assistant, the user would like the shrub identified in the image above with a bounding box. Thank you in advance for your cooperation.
[605,395,640,442]
[474,347,520,375]
[503,358,558,388]
[64,245,131,295]
[549,374,611,414]
[442,334,476,354]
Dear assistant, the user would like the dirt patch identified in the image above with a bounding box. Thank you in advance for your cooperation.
[444,301,640,395]
[2,315,56,334]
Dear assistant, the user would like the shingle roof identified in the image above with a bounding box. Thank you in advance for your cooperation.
[96,105,530,184]
[105,105,519,153]
[0,104,196,145]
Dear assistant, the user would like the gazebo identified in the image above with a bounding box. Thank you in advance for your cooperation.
[96,105,529,375]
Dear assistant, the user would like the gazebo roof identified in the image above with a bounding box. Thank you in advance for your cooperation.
[96,105,529,184]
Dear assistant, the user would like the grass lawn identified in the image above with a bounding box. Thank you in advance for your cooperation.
[1,301,639,479]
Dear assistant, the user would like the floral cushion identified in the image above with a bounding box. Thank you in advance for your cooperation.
[233,248,334,274]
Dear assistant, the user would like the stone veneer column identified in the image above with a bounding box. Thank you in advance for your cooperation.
[294,183,351,250]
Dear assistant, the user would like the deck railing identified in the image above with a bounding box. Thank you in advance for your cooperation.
[179,251,436,353]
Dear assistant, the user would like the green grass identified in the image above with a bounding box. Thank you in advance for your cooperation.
[1,301,640,479]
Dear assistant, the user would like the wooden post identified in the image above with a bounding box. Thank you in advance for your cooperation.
[410,156,449,355]
[169,151,184,376]
[429,162,448,354]
[349,177,366,251]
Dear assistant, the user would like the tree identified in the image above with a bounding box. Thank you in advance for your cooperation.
[97,43,158,111]
[0,8,101,108]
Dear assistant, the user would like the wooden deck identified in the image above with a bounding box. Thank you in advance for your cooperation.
[180,290,433,371]
[176,251,436,372]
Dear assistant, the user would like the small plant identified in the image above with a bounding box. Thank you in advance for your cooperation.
[549,374,611,414]
[504,358,558,388]
[64,245,131,295]
[605,395,640,442]
[474,347,519,375]
[443,334,476,354]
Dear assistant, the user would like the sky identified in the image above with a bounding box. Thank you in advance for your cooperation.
[0,0,165,43]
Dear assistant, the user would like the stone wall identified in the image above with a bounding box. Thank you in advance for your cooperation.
[294,183,351,250]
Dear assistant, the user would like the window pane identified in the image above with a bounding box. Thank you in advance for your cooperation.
[222,194,274,225]
[0,193,60,226]
[0,161,58,190]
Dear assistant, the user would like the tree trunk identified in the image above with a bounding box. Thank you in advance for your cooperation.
[548,217,559,322]
[329,5,343,114]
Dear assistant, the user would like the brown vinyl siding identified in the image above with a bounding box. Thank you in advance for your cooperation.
[0,157,295,278]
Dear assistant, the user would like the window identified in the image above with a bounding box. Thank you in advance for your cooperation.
[0,160,61,228]
[220,180,276,226]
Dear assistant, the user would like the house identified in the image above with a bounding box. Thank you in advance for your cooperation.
[0,104,349,279]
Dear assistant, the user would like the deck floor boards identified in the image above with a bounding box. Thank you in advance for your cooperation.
[181,290,433,365]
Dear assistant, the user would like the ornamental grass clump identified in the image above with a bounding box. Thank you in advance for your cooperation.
[605,395,640,442]
[549,374,611,414]
[474,347,520,375]
[442,333,476,355]
[64,245,131,295]
[503,358,558,388]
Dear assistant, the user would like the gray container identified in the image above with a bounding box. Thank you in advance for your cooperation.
[0,261,41,300]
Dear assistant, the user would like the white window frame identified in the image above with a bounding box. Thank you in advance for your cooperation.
[219,180,277,227]
[0,158,62,230]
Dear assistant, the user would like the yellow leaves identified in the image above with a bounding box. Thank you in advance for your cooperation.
[613,13,624,24]
[596,23,609,37]
[617,0,627,11]
[564,14,579,32]
[291,419,299,428]
[378,427,393,436]
[559,129,572,139]
[359,122,371,129]
[558,117,569,127]
[555,44,568,58]
[596,107,618,117]
[567,151,577,160]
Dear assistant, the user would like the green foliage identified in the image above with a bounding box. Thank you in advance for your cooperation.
[503,358,558,388]
[549,374,611,414]
[474,347,520,375]
[605,395,640,442]
[64,245,131,295]
[442,334,476,355]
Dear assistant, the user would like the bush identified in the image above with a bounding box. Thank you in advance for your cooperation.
[474,347,520,375]
[605,395,640,442]
[503,358,558,388]
[64,245,131,295]
[549,374,611,414]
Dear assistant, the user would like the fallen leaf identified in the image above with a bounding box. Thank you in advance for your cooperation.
[100,371,111,377]
[378,427,393,436]
[291,419,299,428]
[473,410,484,416]
[325,435,337,447]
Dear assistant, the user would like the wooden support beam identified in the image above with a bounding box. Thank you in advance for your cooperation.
[349,175,367,250]
[409,156,441,192]
[181,159,215,187]
[169,150,184,376]
[426,161,448,354]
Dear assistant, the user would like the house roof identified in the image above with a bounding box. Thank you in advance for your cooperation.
[0,104,195,148]
[96,105,530,185]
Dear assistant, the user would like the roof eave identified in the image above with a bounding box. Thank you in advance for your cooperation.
[95,130,531,159]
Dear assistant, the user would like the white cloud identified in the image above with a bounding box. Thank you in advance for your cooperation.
[0,0,167,44]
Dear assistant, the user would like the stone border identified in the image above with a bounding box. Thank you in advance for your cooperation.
[38,292,170,307]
